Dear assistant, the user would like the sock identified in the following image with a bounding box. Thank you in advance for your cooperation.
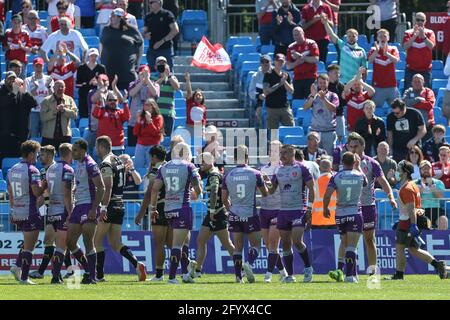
[430,259,439,269]
[267,251,278,273]
[51,249,65,279]
[337,258,345,271]
[72,248,89,272]
[276,253,285,271]
[86,250,97,281]
[16,249,23,268]
[180,245,190,274]
[353,253,359,277]
[282,251,294,276]
[169,247,181,280]
[345,247,357,277]
[233,254,243,279]
[394,270,404,277]
[64,250,72,269]
[20,251,33,281]
[38,246,55,275]
[96,250,105,279]
[298,245,311,268]
[120,246,138,269]
[248,247,259,265]
[156,268,164,278]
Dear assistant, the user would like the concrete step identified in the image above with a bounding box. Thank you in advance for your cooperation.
[205,99,240,109]
[175,73,228,83]
[202,91,236,99]
[180,82,231,91]
[174,56,194,65]
[206,108,246,118]
[206,118,249,128]
[173,65,218,74]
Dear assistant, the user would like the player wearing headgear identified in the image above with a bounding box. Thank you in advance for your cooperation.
[94,136,147,282]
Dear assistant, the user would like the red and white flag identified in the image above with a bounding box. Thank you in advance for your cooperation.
[191,36,232,73]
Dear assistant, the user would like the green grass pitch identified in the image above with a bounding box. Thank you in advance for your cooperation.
[0,274,449,300]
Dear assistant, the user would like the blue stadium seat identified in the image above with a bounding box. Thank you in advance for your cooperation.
[71,128,80,138]
[125,146,136,156]
[235,53,260,75]
[174,90,184,99]
[226,36,253,55]
[0,180,7,193]
[399,51,406,62]
[135,167,147,178]
[38,10,48,20]
[5,10,12,29]
[396,60,405,70]
[327,51,338,65]
[327,42,336,53]
[2,158,21,179]
[161,136,171,149]
[79,28,97,37]
[173,117,187,129]
[180,10,208,42]
[260,44,274,54]
[239,61,260,89]
[174,98,186,109]
[255,36,261,48]
[71,137,82,144]
[84,36,100,48]
[283,135,307,146]
[175,107,186,117]
[357,34,368,47]
[279,126,304,139]
[433,70,446,80]
[432,60,444,71]
[436,88,446,109]
[78,118,89,131]
[292,99,306,117]
[317,61,326,74]
[231,45,258,65]
[298,108,312,131]
[432,79,448,94]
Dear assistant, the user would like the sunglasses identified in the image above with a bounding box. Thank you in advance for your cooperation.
[260,60,269,64]
[416,19,425,22]
[57,6,66,10]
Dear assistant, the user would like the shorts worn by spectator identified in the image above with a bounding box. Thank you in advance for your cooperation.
[256,0,280,45]
[422,125,447,163]
[272,0,301,55]
[355,101,386,157]
[262,53,295,130]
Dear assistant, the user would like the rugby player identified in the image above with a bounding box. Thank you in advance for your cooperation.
[94,136,147,282]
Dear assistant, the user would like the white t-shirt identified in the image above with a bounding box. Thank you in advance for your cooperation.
[22,24,48,48]
[25,74,54,112]
[41,29,88,60]
[48,0,75,16]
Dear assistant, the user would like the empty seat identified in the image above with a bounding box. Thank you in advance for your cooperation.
[180,10,208,42]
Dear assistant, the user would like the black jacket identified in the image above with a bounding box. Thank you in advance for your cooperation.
[301,147,328,162]
[354,115,386,157]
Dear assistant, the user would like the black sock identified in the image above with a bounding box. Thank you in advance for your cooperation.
[299,248,311,268]
[195,268,201,273]
[38,246,55,275]
[395,270,404,277]
[96,250,105,279]
[156,268,164,278]
[431,259,439,269]
[64,250,72,269]
[120,246,138,269]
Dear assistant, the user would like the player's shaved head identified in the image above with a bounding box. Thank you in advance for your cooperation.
[21,140,41,158]
[199,152,215,166]
[319,156,332,173]
[41,145,56,156]
[342,152,355,168]
[96,135,112,152]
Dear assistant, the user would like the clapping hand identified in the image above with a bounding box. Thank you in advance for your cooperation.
[276,14,283,25]
[310,83,317,96]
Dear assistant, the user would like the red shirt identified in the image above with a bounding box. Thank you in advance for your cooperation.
[186,97,207,126]
[50,14,75,32]
[133,115,164,146]
[286,39,319,80]
[327,0,341,26]
[301,2,333,41]
[345,90,372,131]
[403,28,435,72]
[92,103,131,147]
[3,29,31,63]
[432,162,450,188]
[49,61,77,97]
[369,46,399,88]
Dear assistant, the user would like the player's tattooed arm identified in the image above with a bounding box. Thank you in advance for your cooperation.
[323,187,335,219]
[258,183,269,197]
[191,177,202,198]
[209,176,219,211]
[100,166,114,207]
[221,189,231,210]
[136,173,156,225]
[150,178,164,222]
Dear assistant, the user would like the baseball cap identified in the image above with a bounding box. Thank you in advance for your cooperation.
[205,125,218,135]
[87,48,99,57]
[5,71,17,79]
[156,56,167,64]
[33,57,44,66]
[98,74,109,82]
[138,64,151,73]
[112,8,125,17]
[9,60,22,68]
[274,53,286,61]
[260,54,272,63]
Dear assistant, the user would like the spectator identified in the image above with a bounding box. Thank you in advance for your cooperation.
[128,64,160,146]
[92,79,131,155]
[402,12,435,89]
[301,0,334,63]
[303,73,339,155]
[0,20,4,77]
[117,0,138,28]
[432,145,450,189]
[256,0,280,46]
[403,73,435,141]
[95,0,116,33]
[143,0,179,70]
[3,14,31,79]
[153,56,179,136]
[100,8,144,90]
[368,29,400,108]
[416,160,448,230]
[387,98,426,162]
[25,57,54,138]
[200,125,226,173]
[4,59,23,82]
[18,0,33,26]
[133,98,164,169]
[355,100,386,157]
[286,26,319,99]
[23,10,48,55]
[87,73,109,154]
[40,80,78,150]
[370,0,400,42]
[248,54,272,128]
[162,0,180,54]
[119,153,143,199]
[75,0,96,28]
[0,72,37,161]
[326,64,345,143]
[75,48,106,118]
[322,22,368,84]
[442,52,450,125]
[262,53,295,130]
[50,0,75,32]
[47,0,75,20]
[423,125,448,163]
[47,41,81,98]
[374,141,397,188]
[272,0,300,55]
[405,145,424,180]
[301,131,327,162]
[41,16,88,61]
[342,68,375,132]
[184,72,206,140]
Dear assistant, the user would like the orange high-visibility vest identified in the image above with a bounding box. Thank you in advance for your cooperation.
[312,173,336,226]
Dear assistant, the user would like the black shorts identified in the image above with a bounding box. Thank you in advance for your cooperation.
[105,207,125,225]
[152,204,168,227]
[201,209,228,232]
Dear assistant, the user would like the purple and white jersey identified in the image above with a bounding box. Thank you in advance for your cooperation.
[328,169,366,217]
[223,165,264,218]
[7,161,41,220]
[156,159,201,212]
[259,162,281,210]
[46,161,74,215]
[332,144,348,170]
[74,155,100,206]
[272,161,312,211]
[360,155,383,206]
